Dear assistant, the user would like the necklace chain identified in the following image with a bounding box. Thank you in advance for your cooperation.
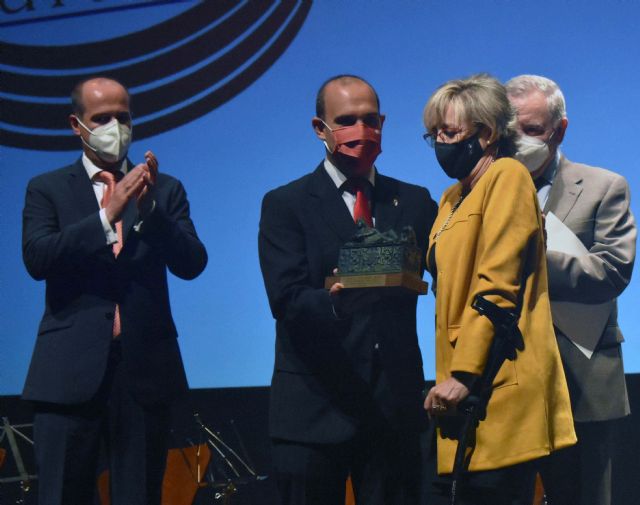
[433,194,465,241]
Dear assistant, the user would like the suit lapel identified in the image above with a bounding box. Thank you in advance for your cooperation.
[68,158,138,251]
[308,163,357,243]
[373,173,403,233]
[121,200,138,244]
[544,156,583,221]
[67,159,102,220]
[67,159,116,261]
[308,165,405,243]
[121,160,139,245]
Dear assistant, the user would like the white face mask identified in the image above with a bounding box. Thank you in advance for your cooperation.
[76,117,132,163]
[514,134,553,173]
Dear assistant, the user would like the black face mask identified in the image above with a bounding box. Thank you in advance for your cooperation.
[434,133,485,180]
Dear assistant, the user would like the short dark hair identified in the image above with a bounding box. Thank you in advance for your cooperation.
[70,76,129,116]
[315,74,380,119]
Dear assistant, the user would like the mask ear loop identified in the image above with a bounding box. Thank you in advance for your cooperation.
[72,117,100,154]
[74,116,125,136]
[73,116,131,162]
[319,120,335,154]
[319,119,333,132]
[320,119,367,154]
[323,140,335,154]
[73,116,94,135]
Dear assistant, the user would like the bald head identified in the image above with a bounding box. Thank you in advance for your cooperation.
[69,77,132,168]
[71,77,129,117]
[315,75,380,119]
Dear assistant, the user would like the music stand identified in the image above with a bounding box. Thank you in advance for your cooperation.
[191,413,267,504]
[0,417,37,501]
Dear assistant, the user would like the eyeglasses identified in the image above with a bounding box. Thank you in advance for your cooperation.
[422,123,482,148]
[422,131,438,147]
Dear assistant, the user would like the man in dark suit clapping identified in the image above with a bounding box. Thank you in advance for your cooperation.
[22,77,207,505]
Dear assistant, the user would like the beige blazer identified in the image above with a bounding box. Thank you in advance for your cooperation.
[427,157,576,473]
[544,156,636,421]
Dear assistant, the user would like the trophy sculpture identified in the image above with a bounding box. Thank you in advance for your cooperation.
[325,221,428,294]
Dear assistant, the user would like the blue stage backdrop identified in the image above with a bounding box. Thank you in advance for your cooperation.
[1,0,639,394]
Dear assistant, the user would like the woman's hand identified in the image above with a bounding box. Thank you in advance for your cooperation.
[424,376,470,416]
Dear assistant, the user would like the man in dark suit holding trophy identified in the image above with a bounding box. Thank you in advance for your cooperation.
[258,75,438,505]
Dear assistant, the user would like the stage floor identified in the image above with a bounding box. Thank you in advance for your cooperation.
[2,376,639,505]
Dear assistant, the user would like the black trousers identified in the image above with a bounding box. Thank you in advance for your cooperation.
[32,340,171,505]
[271,348,427,505]
[272,423,423,505]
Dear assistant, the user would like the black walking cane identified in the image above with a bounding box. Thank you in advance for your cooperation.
[449,294,523,505]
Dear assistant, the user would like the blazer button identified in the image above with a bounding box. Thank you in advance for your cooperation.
[105,312,114,320]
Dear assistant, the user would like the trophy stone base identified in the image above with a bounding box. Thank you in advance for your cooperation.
[325,271,428,295]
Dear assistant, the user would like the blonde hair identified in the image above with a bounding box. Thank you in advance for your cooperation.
[423,73,517,156]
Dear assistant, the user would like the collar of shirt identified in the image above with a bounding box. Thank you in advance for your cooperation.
[539,150,560,185]
[82,153,127,182]
[324,158,376,223]
[536,150,560,208]
[323,158,376,190]
[81,154,128,245]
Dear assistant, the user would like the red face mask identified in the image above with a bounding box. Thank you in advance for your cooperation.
[323,121,382,177]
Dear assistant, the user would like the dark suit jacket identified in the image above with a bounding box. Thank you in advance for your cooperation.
[258,163,437,444]
[544,156,636,421]
[22,158,207,406]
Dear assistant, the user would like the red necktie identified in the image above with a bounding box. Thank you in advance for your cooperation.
[344,179,373,227]
[95,170,123,337]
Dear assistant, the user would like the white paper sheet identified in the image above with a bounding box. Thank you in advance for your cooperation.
[545,212,613,359]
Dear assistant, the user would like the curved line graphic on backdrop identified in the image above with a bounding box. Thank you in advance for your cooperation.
[0,0,311,151]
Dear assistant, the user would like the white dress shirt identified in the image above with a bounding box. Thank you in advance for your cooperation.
[323,159,376,224]
[82,153,127,245]
[536,151,560,209]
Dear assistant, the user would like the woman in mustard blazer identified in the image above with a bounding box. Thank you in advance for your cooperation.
[422,74,576,505]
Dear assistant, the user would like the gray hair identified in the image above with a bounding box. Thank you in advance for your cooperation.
[424,73,517,157]
[505,75,567,126]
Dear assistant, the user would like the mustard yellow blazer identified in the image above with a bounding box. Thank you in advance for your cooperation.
[427,157,576,473]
